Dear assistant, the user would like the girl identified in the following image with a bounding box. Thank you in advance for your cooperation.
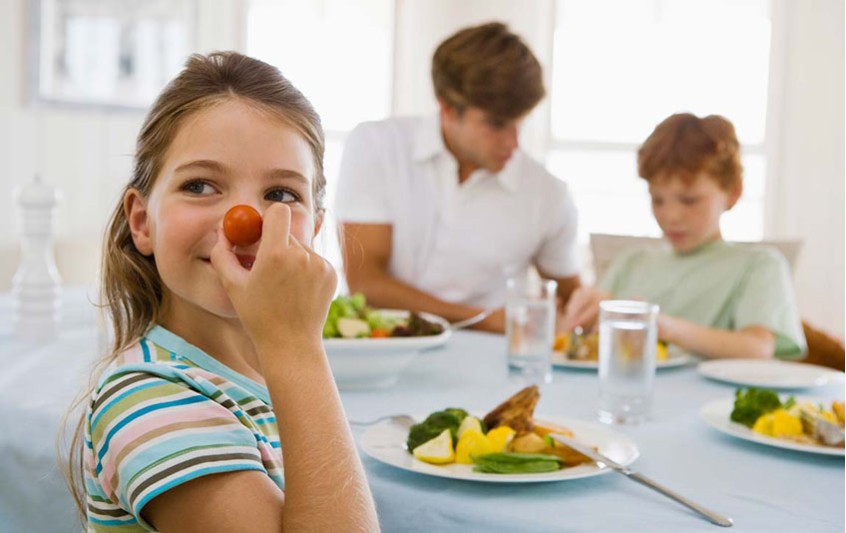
[65,52,379,531]
[563,113,805,360]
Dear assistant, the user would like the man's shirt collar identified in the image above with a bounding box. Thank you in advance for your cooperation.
[413,114,520,193]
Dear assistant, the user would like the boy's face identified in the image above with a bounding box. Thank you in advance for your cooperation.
[440,103,524,174]
[649,173,740,253]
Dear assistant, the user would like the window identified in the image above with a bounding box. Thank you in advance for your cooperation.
[548,0,772,243]
[246,0,395,268]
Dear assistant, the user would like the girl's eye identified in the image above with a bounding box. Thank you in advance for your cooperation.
[265,188,300,203]
[681,196,701,206]
[651,197,663,207]
[181,180,215,195]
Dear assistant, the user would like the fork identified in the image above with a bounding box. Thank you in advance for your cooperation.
[567,325,586,359]
[348,414,417,429]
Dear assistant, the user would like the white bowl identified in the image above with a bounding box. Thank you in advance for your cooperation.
[324,310,452,390]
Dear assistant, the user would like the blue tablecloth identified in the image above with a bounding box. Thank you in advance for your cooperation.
[1,289,843,532]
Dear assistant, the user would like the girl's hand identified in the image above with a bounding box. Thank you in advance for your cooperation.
[210,203,337,352]
[562,286,610,332]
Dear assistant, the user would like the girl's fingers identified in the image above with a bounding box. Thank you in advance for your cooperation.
[258,203,292,253]
[209,229,248,290]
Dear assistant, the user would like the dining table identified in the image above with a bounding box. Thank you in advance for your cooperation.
[0,287,843,532]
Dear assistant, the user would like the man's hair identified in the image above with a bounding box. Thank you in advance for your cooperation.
[432,22,545,119]
[637,113,742,191]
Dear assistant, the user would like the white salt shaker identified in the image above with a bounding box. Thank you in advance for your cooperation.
[12,175,62,342]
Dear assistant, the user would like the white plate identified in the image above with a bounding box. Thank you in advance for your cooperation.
[359,414,639,483]
[324,311,451,390]
[697,359,845,389]
[552,346,695,370]
[699,397,845,456]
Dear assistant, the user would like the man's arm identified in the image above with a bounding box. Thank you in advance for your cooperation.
[340,223,505,332]
[537,270,580,308]
[537,267,580,334]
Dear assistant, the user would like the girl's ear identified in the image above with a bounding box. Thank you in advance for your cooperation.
[726,182,743,210]
[125,189,154,256]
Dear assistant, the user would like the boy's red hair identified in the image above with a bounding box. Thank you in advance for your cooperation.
[638,113,742,191]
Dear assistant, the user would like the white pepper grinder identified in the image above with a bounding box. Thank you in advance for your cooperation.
[12,175,62,342]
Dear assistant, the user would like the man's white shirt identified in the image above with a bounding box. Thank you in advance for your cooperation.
[334,115,579,308]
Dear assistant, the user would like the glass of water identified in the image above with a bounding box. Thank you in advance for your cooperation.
[505,275,557,385]
[597,300,659,425]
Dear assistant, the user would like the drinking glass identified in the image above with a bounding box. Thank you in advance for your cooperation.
[505,275,557,385]
[597,300,659,424]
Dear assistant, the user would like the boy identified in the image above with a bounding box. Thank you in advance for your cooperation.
[564,113,806,359]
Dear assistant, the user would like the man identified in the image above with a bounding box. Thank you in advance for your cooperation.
[335,22,580,332]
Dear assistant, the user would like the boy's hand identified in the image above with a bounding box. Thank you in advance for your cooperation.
[561,286,610,332]
[210,203,337,353]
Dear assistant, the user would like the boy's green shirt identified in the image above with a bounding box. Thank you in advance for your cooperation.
[599,239,806,358]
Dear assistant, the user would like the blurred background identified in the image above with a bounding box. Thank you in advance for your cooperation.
[0,0,843,337]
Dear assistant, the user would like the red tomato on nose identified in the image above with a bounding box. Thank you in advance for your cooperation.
[223,205,262,246]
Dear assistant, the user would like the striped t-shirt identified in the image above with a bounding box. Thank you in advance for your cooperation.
[83,325,282,531]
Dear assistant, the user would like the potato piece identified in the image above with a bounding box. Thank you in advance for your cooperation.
[509,432,548,454]
[833,401,845,425]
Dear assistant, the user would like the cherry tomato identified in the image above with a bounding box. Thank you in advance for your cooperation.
[223,205,262,246]
[370,328,391,338]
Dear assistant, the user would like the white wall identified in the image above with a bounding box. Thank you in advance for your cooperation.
[1,0,843,337]
[0,0,243,289]
[771,0,845,336]
[393,0,554,159]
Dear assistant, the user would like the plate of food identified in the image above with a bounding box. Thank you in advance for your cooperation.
[551,332,695,370]
[322,294,451,389]
[359,386,639,482]
[697,359,845,389]
[700,388,845,456]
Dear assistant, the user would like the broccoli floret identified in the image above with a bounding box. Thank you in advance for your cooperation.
[444,408,468,423]
[406,410,466,452]
[730,388,783,428]
[350,293,367,312]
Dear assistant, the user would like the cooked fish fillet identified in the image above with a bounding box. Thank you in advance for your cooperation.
[483,385,539,434]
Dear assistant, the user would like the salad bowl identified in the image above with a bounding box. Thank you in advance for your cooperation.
[324,310,451,390]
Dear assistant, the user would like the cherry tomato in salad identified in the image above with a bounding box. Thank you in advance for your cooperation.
[223,205,262,246]
[369,328,391,338]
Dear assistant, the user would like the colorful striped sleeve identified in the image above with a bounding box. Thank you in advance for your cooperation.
[88,369,266,526]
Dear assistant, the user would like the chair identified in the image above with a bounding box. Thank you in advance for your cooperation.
[801,321,845,371]
[589,233,803,283]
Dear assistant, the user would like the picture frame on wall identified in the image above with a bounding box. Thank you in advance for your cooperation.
[28,0,196,110]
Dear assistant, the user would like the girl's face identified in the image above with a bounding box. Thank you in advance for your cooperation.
[649,172,740,253]
[126,99,321,320]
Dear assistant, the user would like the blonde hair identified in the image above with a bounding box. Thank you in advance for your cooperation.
[62,51,326,520]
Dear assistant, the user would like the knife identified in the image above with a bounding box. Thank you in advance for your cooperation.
[549,433,733,527]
